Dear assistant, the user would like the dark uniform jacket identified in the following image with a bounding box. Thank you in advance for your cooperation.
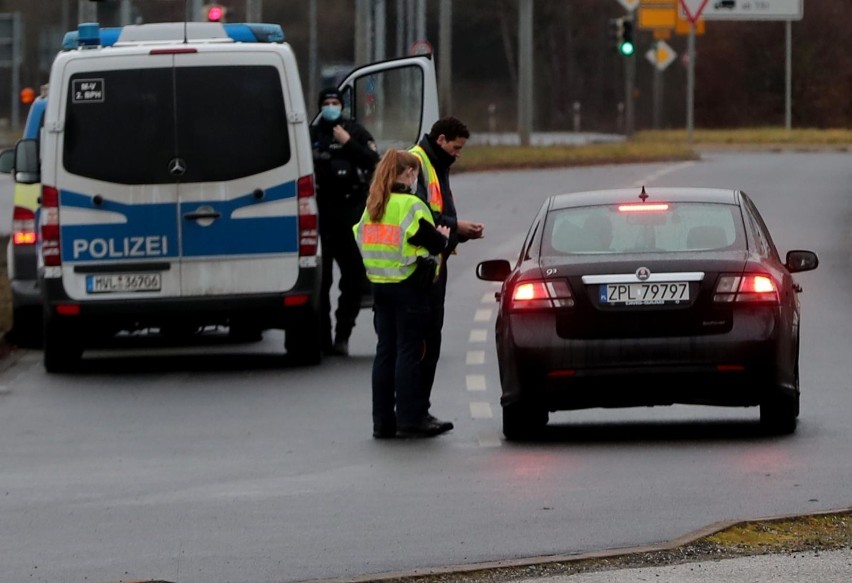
[311,118,378,225]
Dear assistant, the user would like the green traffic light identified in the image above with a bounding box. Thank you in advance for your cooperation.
[619,41,635,56]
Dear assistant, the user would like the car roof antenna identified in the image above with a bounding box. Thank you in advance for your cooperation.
[639,186,649,203]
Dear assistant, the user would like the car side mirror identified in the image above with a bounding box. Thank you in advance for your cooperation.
[14,139,40,184]
[786,250,818,273]
[0,148,14,174]
[476,259,511,282]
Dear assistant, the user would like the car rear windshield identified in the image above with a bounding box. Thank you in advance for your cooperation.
[64,66,290,184]
[543,202,744,255]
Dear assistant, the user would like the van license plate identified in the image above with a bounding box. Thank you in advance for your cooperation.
[86,273,162,294]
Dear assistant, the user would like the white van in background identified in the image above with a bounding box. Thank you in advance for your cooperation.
[13,21,438,372]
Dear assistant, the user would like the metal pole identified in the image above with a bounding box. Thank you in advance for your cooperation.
[438,0,452,114]
[406,0,415,53]
[246,0,263,22]
[308,0,317,100]
[686,22,696,144]
[375,0,386,61]
[517,0,533,146]
[396,0,404,56]
[415,0,426,42]
[653,59,662,130]
[785,19,792,131]
[625,44,636,136]
[355,0,369,65]
[119,0,132,25]
[190,0,202,22]
[78,0,97,23]
[11,12,21,130]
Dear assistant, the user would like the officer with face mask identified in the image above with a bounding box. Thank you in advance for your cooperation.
[311,88,380,356]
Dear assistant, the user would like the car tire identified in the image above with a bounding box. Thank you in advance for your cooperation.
[285,313,322,366]
[43,317,83,373]
[6,306,44,349]
[760,390,799,435]
[502,400,548,441]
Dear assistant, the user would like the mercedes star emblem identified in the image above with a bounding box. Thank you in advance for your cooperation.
[168,158,187,177]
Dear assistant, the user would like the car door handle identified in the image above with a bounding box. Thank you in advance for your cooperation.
[183,211,221,220]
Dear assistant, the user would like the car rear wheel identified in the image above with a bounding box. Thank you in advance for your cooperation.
[760,390,799,435]
[502,400,548,441]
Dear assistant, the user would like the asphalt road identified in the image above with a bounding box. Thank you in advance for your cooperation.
[0,152,850,583]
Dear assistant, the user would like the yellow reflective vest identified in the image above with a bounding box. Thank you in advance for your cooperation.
[353,192,439,284]
[409,145,443,214]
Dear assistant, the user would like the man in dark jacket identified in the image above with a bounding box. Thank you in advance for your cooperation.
[311,88,379,356]
[410,117,484,425]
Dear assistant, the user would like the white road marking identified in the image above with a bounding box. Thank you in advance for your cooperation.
[474,308,492,322]
[466,350,485,365]
[468,329,487,343]
[470,401,494,419]
[466,374,486,392]
[477,432,503,448]
[632,161,696,188]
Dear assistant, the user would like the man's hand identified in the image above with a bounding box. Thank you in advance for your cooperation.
[436,225,451,239]
[457,219,485,240]
[332,125,351,145]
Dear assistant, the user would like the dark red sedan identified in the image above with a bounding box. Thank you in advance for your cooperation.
[476,187,818,440]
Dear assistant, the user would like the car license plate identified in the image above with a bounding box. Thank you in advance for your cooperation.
[600,282,689,305]
[86,273,162,294]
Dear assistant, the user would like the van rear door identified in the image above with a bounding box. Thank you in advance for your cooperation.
[173,49,300,297]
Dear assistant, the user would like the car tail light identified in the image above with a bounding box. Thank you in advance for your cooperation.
[714,274,779,304]
[12,206,36,246]
[41,185,61,267]
[297,175,318,257]
[510,279,574,310]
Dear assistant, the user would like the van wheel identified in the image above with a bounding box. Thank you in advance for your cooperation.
[43,318,83,373]
[6,306,44,349]
[285,317,322,366]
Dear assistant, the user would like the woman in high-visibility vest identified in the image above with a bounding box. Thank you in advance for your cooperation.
[353,150,453,439]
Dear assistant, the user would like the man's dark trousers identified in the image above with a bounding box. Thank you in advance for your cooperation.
[420,261,448,409]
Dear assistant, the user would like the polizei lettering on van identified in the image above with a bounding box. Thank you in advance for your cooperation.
[72,236,169,260]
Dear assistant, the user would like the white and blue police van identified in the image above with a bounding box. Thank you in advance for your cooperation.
[13,21,438,372]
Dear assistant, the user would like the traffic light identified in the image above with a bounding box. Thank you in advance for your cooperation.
[608,16,635,57]
[620,19,635,56]
[202,4,227,22]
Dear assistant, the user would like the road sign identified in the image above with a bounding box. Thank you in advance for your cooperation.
[700,0,802,21]
[679,0,709,22]
[617,0,640,12]
[676,11,705,34]
[645,40,676,71]
[639,7,677,29]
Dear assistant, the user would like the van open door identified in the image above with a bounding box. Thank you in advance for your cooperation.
[336,55,439,153]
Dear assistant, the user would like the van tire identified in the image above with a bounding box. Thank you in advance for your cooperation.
[43,317,83,373]
[7,306,44,349]
[285,315,322,366]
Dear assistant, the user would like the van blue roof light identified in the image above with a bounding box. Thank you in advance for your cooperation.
[62,23,285,50]
[77,22,101,48]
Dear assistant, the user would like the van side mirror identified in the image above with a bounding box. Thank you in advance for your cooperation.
[0,148,14,174]
[14,139,40,184]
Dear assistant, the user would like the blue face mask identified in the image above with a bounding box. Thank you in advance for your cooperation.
[321,104,342,122]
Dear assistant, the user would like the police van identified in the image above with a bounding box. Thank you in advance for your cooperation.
[0,89,48,347]
[13,21,438,372]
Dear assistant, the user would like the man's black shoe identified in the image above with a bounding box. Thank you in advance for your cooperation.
[397,416,453,438]
[330,338,349,356]
[373,426,396,439]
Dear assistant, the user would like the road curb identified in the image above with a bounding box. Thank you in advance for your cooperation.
[310,507,852,583]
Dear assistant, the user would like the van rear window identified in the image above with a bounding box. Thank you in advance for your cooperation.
[64,66,290,184]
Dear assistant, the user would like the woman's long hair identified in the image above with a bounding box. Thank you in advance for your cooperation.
[366,149,420,222]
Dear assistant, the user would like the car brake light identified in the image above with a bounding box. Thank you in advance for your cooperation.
[510,279,574,310]
[41,185,61,267]
[618,203,669,212]
[297,175,318,257]
[12,206,36,246]
[714,274,779,304]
